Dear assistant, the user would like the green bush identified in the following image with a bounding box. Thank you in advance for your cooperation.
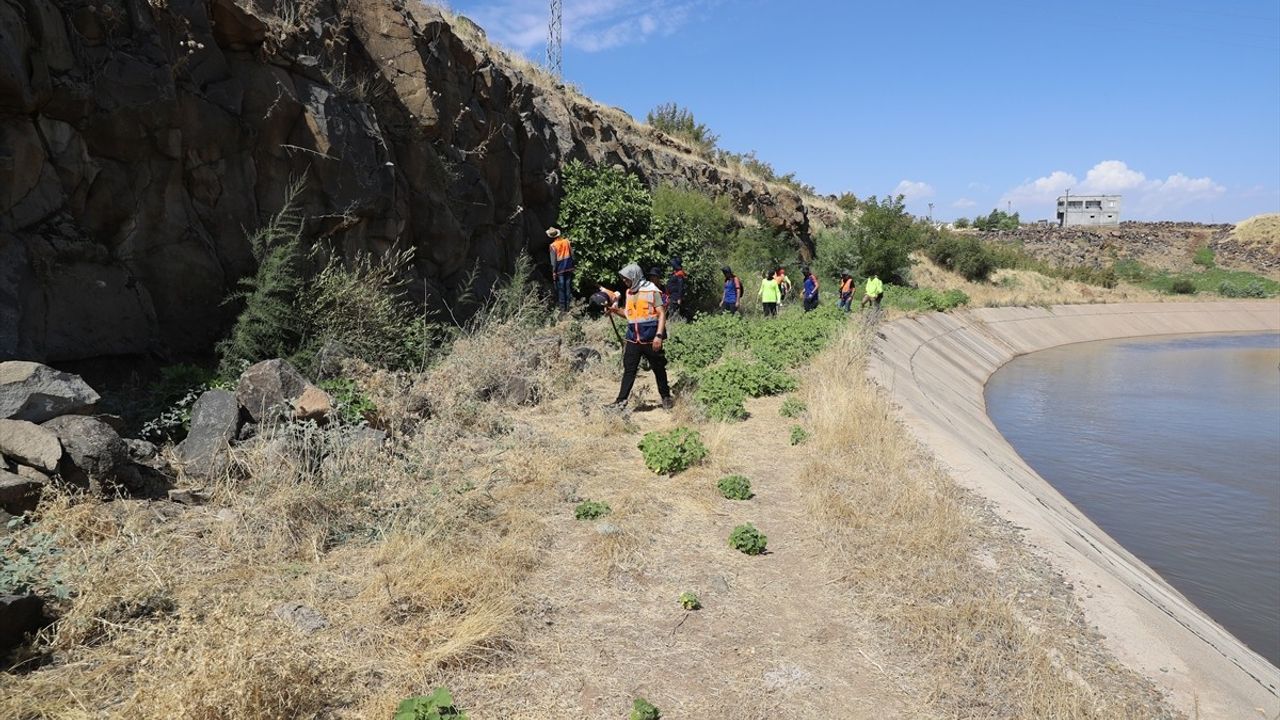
[679,591,701,610]
[557,161,655,293]
[1193,246,1216,268]
[652,185,738,310]
[317,377,377,426]
[779,396,806,418]
[647,102,718,156]
[882,286,969,312]
[137,364,228,442]
[394,688,468,720]
[694,359,796,421]
[717,475,753,500]
[973,209,1020,232]
[574,500,612,520]
[953,217,970,229]
[217,180,308,376]
[729,523,768,555]
[926,233,996,282]
[789,425,810,445]
[638,427,709,475]
[1218,280,1269,298]
[665,313,750,370]
[814,195,921,284]
[630,698,661,720]
[1,526,70,599]
[1169,278,1197,295]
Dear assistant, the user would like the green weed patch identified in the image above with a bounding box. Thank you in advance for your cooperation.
[574,500,612,520]
[717,475,753,500]
[729,523,768,555]
[639,427,708,475]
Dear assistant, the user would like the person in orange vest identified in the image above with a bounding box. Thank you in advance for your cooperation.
[775,266,792,304]
[547,227,574,312]
[601,263,672,411]
[837,271,855,312]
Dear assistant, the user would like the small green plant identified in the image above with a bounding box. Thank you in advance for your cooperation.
[394,688,468,720]
[574,500,612,520]
[1218,280,1269,298]
[1169,278,1197,295]
[789,425,810,445]
[630,697,661,720]
[779,396,806,418]
[638,427,708,475]
[729,523,768,555]
[318,377,377,425]
[717,475,753,500]
[0,526,70,600]
[678,591,701,610]
[1193,246,1216,268]
[694,359,796,421]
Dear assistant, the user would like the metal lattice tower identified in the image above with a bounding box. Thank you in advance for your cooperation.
[547,0,563,79]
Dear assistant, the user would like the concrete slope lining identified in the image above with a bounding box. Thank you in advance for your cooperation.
[868,301,1280,719]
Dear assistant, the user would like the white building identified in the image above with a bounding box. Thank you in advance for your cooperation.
[1057,194,1120,226]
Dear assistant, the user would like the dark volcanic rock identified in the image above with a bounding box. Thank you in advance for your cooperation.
[0,362,99,423]
[236,359,308,423]
[174,389,240,480]
[41,415,127,490]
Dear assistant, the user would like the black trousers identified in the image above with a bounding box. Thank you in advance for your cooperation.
[616,341,671,402]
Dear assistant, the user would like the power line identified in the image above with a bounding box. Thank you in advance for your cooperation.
[547,0,563,79]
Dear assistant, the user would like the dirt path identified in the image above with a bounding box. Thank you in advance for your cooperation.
[459,377,923,718]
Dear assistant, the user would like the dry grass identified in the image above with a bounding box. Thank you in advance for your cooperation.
[1231,214,1280,252]
[793,324,1177,718]
[909,253,1168,308]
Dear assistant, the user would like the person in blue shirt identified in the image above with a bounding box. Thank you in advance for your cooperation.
[720,266,743,314]
[801,267,820,312]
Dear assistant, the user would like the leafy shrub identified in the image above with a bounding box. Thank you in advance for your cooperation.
[652,185,738,310]
[882,286,969,312]
[1169,278,1197,295]
[1218,280,1269,298]
[717,475,753,500]
[557,161,655,293]
[814,195,921,283]
[394,688,468,720]
[729,523,768,555]
[953,217,970,229]
[0,525,70,599]
[638,427,708,475]
[630,698,661,720]
[665,313,750,371]
[973,209,1020,232]
[779,397,806,418]
[647,102,718,156]
[694,359,796,421]
[745,306,845,369]
[789,426,810,445]
[1193,246,1216,268]
[318,377,376,426]
[137,364,230,442]
[574,500,612,520]
[679,591,701,610]
[926,233,996,282]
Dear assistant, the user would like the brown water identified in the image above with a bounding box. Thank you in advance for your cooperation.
[985,332,1280,667]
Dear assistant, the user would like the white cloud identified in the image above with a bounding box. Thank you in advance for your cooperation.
[999,161,1225,220]
[455,0,707,54]
[951,198,976,208]
[893,179,935,201]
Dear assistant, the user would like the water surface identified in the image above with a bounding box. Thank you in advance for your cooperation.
[985,332,1280,666]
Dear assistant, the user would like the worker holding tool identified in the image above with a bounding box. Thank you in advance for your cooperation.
[547,227,574,312]
[598,263,672,411]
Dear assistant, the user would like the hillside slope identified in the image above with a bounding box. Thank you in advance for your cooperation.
[0,0,822,362]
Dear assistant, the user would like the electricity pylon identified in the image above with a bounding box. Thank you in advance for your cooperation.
[547,0,562,78]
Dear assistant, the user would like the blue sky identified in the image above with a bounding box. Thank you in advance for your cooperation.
[445,0,1280,222]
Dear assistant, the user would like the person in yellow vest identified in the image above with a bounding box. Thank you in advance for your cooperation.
[547,227,574,312]
[861,273,885,310]
[759,269,781,316]
[601,263,672,411]
[837,271,855,312]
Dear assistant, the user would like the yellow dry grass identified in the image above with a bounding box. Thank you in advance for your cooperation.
[1232,214,1280,251]
[909,253,1168,308]
[794,324,1177,718]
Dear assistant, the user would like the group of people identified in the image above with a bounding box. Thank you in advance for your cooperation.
[718,266,884,316]
[544,225,886,412]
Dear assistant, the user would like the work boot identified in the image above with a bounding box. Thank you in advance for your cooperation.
[603,399,628,412]
[661,396,674,411]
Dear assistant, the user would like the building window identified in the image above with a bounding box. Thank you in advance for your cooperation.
[1085,200,1102,210]
[1068,200,1083,209]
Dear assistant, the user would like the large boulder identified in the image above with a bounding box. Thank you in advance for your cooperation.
[0,362,99,423]
[236,359,331,423]
[0,470,44,514]
[174,389,240,480]
[41,415,127,490]
[236,359,308,423]
[0,418,61,472]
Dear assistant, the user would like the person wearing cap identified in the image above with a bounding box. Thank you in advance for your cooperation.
[801,267,820,312]
[603,263,672,411]
[758,269,781,317]
[647,265,670,310]
[720,267,743,314]
[667,257,688,321]
[837,271,855,312]
[861,273,885,311]
[547,227,574,312]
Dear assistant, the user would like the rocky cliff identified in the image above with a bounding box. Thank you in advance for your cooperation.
[1,0,822,363]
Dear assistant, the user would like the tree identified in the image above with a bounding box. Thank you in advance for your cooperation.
[953,217,970,229]
[556,161,656,292]
[835,192,862,214]
[646,103,718,155]
[817,194,919,284]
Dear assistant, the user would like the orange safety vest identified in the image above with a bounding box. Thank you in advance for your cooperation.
[840,278,854,294]
[550,237,573,275]
[625,286,662,343]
